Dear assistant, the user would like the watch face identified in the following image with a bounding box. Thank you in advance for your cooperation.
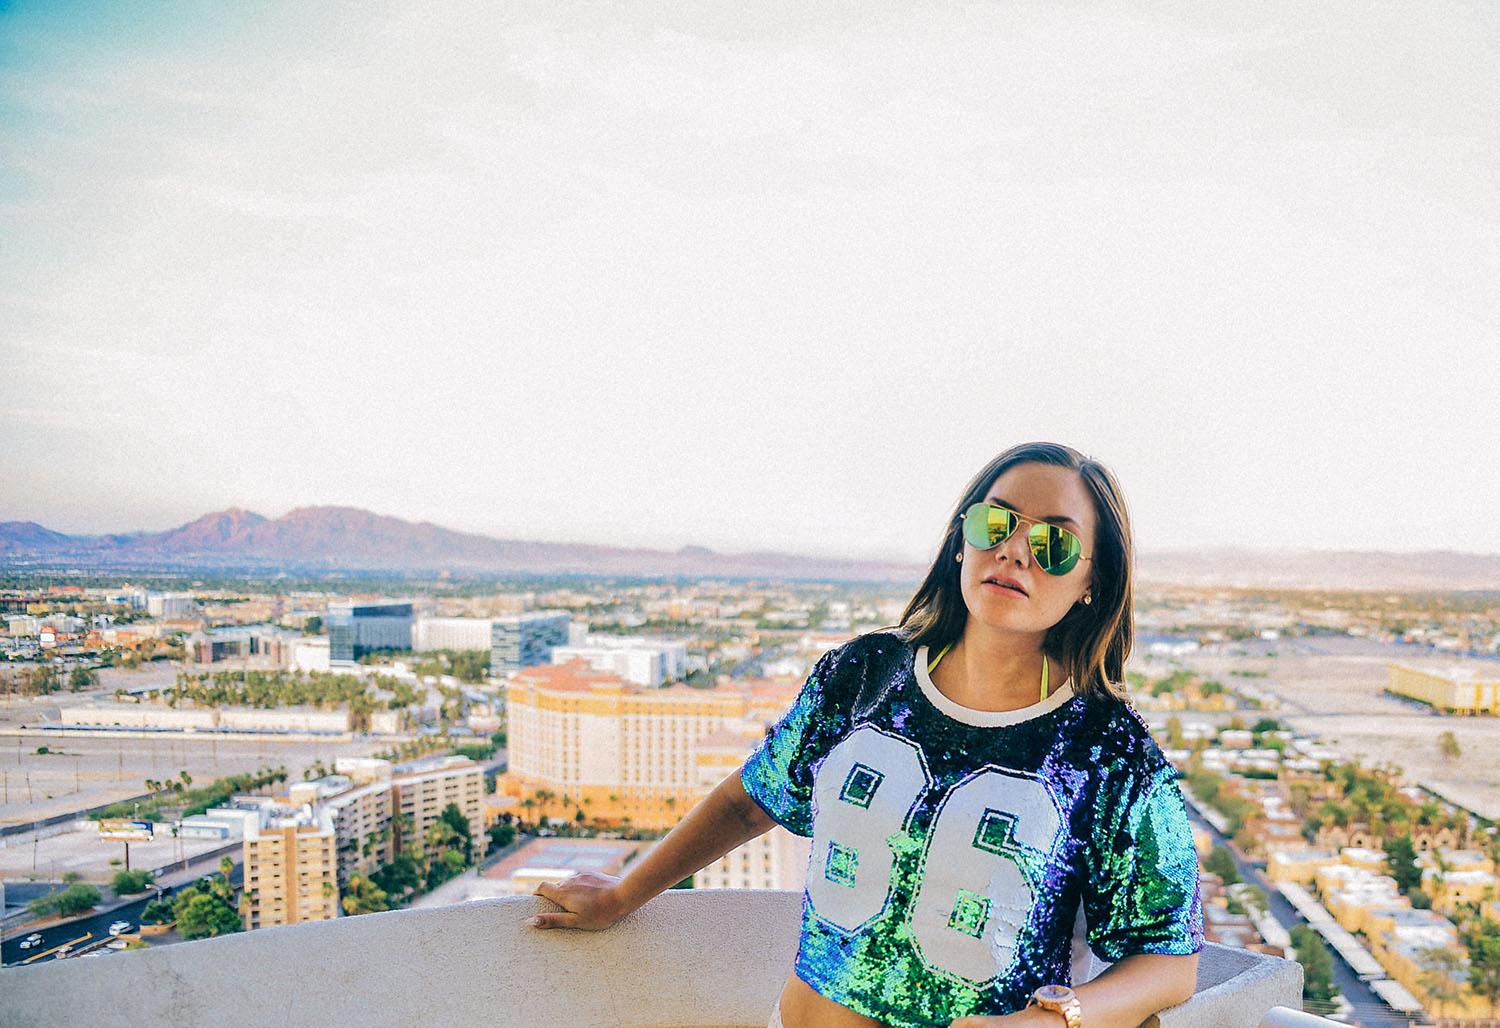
[1036,985,1073,1003]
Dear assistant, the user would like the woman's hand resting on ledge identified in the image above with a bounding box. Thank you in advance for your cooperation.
[531,871,632,931]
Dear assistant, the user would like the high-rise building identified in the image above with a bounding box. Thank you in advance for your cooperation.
[146,592,199,619]
[327,601,414,664]
[501,661,799,830]
[490,611,570,676]
[391,756,486,858]
[242,811,340,929]
[316,757,485,883]
[695,826,811,892]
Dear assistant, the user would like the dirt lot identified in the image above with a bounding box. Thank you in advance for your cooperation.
[1179,637,1500,820]
[0,666,396,830]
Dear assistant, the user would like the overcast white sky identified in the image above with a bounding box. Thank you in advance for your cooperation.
[2,1,1497,562]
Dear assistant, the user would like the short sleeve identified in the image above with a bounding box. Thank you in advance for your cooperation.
[1084,764,1204,961]
[740,648,847,837]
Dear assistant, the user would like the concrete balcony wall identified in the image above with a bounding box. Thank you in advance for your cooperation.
[3,891,1302,1028]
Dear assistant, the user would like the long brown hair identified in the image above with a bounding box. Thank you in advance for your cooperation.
[898,442,1134,702]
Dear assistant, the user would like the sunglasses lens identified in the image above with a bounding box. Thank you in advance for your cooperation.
[962,503,1016,550]
[1032,524,1082,575]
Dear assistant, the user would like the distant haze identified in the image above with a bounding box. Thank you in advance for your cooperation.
[4,506,1497,591]
[2,1,1497,561]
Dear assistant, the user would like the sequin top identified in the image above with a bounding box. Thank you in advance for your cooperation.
[740,632,1203,1028]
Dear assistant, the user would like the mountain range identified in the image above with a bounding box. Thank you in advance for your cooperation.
[2,507,1497,590]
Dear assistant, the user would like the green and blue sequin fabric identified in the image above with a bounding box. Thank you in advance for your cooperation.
[741,633,1202,1028]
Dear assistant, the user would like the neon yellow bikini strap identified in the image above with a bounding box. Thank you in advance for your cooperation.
[930,646,1049,701]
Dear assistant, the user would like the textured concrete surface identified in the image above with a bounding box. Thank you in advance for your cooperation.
[2,890,1301,1028]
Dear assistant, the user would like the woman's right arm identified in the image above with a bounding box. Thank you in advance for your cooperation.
[530,769,776,930]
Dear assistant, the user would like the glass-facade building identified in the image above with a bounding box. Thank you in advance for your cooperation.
[490,612,570,676]
[328,602,414,663]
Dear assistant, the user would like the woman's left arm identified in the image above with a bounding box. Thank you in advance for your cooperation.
[952,951,1199,1028]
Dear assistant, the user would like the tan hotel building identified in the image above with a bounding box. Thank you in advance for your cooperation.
[502,660,801,830]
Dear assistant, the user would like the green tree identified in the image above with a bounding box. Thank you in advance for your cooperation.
[370,853,422,902]
[52,883,102,917]
[1464,918,1500,1019]
[1203,846,1241,885]
[1439,731,1462,761]
[1289,924,1340,1005]
[68,666,98,691]
[340,873,388,916]
[176,892,242,940]
[141,898,174,924]
[112,868,155,895]
[303,615,323,635]
[1386,834,1423,894]
[488,822,516,852]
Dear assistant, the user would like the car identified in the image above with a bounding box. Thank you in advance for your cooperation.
[19,933,42,950]
[108,921,131,936]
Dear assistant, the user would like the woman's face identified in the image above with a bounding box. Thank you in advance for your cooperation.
[958,462,1097,645]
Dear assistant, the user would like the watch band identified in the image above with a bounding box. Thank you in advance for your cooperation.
[1029,984,1083,1028]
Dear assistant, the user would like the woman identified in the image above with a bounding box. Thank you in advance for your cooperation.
[532,442,1203,1028]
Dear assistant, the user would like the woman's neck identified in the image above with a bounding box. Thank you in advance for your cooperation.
[931,625,1051,712]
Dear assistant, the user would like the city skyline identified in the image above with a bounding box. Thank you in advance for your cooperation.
[3,1,1498,562]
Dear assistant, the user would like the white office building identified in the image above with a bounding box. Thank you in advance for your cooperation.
[414,617,496,653]
[551,636,689,687]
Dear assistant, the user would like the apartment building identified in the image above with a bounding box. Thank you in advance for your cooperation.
[323,778,397,882]
[391,756,486,857]
[242,812,340,929]
[1388,663,1500,714]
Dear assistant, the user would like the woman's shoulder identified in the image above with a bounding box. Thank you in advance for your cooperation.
[1066,690,1174,777]
[820,629,913,667]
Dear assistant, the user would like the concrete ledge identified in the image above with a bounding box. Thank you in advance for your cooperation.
[1,890,1300,1028]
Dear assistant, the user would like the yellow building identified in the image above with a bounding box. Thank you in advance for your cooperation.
[1388,664,1500,715]
[1265,849,1339,885]
[1423,867,1500,917]
[242,814,340,929]
[502,661,799,829]
[391,756,486,858]
[323,779,397,882]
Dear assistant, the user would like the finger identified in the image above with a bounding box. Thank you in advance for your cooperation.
[529,911,580,930]
[533,880,558,900]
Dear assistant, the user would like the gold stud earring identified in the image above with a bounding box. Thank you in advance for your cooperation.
[1082,593,1093,605]
[955,552,963,563]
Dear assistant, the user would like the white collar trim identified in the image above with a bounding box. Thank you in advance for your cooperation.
[914,644,1075,727]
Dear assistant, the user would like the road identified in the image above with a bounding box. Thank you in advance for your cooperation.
[1187,808,1416,1028]
[1,890,159,967]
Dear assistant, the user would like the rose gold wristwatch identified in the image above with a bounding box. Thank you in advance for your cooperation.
[1028,985,1083,1028]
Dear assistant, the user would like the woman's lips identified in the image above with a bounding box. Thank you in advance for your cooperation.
[983,576,1028,597]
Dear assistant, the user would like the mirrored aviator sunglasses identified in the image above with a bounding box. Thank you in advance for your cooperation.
[960,502,1088,576]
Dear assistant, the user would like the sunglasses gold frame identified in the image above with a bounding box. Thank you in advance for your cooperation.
[959,502,1092,576]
